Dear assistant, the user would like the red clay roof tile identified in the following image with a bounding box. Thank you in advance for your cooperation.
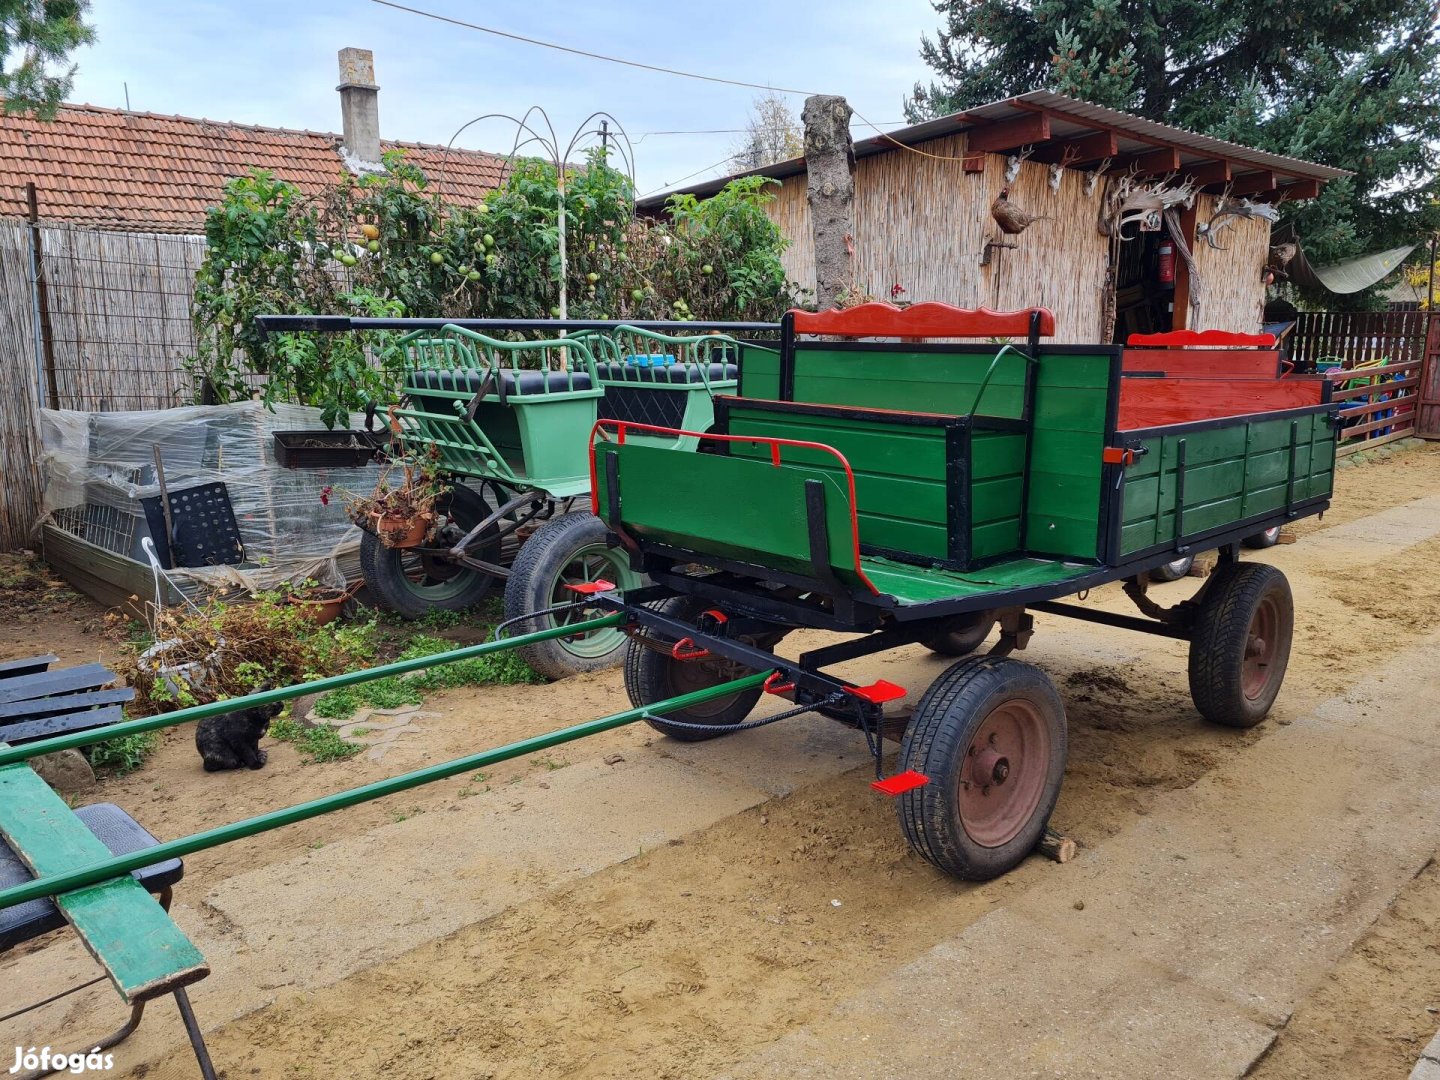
[0,101,506,233]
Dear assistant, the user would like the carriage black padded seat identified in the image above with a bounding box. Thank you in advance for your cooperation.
[0,802,183,949]
[595,362,737,384]
[406,368,594,398]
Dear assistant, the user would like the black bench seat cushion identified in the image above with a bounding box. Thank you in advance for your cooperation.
[596,361,737,384]
[0,802,183,950]
[406,368,594,397]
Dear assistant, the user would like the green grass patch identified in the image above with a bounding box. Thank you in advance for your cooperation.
[269,715,363,764]
[87,731,159,775]
[310,633,541,720]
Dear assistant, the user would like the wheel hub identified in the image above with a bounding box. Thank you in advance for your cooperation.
[957,700,1050,847]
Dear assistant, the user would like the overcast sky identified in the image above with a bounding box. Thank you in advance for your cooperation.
[65,0,940,195]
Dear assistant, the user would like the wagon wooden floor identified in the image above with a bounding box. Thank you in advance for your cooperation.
[4,444,1440,1080]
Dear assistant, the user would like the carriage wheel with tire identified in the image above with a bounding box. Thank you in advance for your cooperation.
[1187,562,1293,728]
[1149,554,1196,582]
[504,511,646,681]
[623,595,775,742]
[1242,526,1282,549]
[896,656,1067,880]
[359,484,501,619]
[921,610,998,657]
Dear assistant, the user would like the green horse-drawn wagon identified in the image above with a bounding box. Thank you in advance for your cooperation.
[260,316,773,679]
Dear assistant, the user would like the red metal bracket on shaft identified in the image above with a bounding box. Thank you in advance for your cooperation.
[1102,447,1137,466]
[763,670,795,696]
[844,680,907,705]
[670,637,710,661]
[563,579,616,595]
[871,770,930,796]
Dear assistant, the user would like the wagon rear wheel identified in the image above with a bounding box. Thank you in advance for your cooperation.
[921,610,997,657]
[897,656,1067,880]
[623,596,778,742]
[1150,554,1196,582]
[1188,562,1293,727]
[1242,526,1282,549]
[359,484,500,618]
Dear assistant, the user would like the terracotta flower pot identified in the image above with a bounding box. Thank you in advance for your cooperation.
[283,591,349,626]
[372,510,434,549]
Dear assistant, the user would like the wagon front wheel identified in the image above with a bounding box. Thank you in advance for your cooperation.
[897,657,1067,880]
[1188,562,1293,727]
[504,511,645,680]
[359,484,500,618]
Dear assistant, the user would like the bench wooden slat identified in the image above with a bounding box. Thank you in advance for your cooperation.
[0,655,58,680]
[0,704,126,744]
[0,764,208,1002]
[0,664,115,705]
[0,686,134,721]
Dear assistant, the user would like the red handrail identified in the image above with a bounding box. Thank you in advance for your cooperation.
[789,301,1056,340]
[588,419,880,595]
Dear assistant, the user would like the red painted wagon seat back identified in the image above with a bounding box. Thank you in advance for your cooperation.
[789,301,1056,340]
[1118,375,1327,430]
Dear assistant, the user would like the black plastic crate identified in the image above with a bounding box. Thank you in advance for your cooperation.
[272,429,391,469]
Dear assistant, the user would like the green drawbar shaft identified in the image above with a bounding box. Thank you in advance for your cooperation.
[0,614,625,768]
[0,669,768,910]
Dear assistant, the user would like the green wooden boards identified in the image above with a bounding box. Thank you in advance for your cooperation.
[0,763,207,1003]
[1118,410,1336,556]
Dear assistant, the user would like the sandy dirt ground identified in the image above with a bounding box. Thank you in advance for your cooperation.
[4,444,1440,1079]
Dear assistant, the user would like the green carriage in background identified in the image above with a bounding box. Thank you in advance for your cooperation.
[301,317,762,680]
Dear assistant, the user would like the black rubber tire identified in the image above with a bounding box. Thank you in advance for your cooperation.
[921,610,997,657]
[623,596,766,742]
[1188,562,1294,728]
[896,656,1067,881]
[504,511,643,681]
[358,484,499,619]
[1242,526,1282,549]
[1150,554,1196,582]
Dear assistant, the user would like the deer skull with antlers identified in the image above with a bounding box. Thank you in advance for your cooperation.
[1198,192,1284,249]
[1099,172,1199,238]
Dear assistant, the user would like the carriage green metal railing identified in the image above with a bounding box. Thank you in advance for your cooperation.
[0,615,769,910]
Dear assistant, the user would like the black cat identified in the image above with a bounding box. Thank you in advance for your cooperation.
[195,700,282,772]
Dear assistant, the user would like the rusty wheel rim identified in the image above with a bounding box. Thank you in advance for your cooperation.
[958,698,1050,848]
[1242,596,1281,701]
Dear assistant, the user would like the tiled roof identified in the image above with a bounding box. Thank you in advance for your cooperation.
[0,102,507,234]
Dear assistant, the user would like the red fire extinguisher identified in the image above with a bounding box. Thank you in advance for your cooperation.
[1157,238,1176,285]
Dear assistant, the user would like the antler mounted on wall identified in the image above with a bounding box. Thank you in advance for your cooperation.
[1098,174,1199,238]
[1197,192,1284,250]
[1005,144,1036,183]
[1049,144,1083,191]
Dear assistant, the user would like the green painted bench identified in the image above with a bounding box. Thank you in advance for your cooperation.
[0,762,215,1079]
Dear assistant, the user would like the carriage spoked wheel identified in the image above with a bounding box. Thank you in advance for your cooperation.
[1188,562,1293,728]
[359,485,501,618]
[504,512,646,681]
[897,656,1067,880]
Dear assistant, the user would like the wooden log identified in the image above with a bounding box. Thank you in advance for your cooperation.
[1038,827,1076,863]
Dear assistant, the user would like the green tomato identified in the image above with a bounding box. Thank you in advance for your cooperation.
[701,264,714,275]
[550,305,561,317]
[630,288,645,302]
[473,240,486,253]
[340,253,358,267]
[485,254,499,266]
[586,272,600,283]
[367,239,380,253]
[467,269,482,281]
[430,251,446,266]
[477,202,490,214]
[483,234,495,248]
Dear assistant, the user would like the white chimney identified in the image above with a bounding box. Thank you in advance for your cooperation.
[337,47,382,173]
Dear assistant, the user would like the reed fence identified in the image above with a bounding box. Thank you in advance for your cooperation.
[0,219,205,547]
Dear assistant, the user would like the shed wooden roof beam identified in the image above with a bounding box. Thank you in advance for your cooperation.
[1230,171,1278,195]
[1108,147,1182,177]
[1030,129,1119,165]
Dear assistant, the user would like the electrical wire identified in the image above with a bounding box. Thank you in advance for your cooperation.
[370,0,821,96]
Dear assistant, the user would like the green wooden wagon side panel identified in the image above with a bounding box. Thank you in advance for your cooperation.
[594,442,866,587]
[790,348,1030,418]
[0,763,208,1003]
[970,430,1026,561]
[1023,352,1114,561]
[724,407,952,561]
[740,349,782,400]
[1118,411,1336,555]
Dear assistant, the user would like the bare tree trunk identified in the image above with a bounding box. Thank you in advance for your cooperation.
[801,95,855,311]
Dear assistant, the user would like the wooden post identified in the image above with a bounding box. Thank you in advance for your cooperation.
[801,95,856,311]
[25,183,59,410]
[1170,203,1199,331]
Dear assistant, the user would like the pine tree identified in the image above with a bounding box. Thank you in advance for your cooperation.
[908,0,1440,270]
[1,0,95,117]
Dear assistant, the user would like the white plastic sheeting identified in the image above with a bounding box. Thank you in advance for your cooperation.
[39,401,376,596]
